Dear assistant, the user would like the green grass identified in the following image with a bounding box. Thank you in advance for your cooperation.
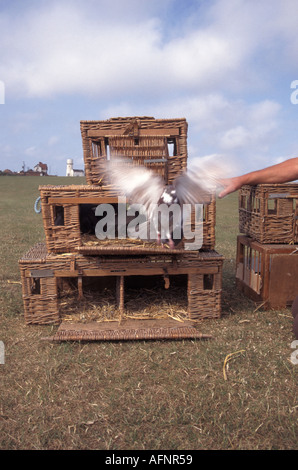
[0,176,297,450]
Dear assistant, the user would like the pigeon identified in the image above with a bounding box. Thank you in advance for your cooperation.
[104,155,236,248]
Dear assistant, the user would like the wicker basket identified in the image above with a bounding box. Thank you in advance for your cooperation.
[236,235,298,308]
[19,243,224,325]
[80,116,188,186]
[19,243,60,325]
[39,184,216,253]
[239,184,298,244]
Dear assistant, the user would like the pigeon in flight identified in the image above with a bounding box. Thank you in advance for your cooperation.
[104,155,234,248]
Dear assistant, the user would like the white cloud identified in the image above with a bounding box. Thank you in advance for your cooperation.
[0,0,297,176]
[131,93,281,158]
[220,126,251,150]
[161,30,239,91]
[0,3,164,98]
[218,99,280,152]
[2,0,296,99]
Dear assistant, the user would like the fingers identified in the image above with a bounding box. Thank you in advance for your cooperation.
[218,187,233,198]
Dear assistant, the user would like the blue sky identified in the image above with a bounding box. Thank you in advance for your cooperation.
[0,0,298,176]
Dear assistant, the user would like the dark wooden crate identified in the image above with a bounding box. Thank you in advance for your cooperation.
[236,235,298,308]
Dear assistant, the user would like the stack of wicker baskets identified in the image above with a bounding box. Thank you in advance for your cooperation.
[19,116,224,340]
[236,183,298,309]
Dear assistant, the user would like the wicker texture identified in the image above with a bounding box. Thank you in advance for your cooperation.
[80,116,188,186]
[239,184,298,244]
[39,185,216,253]
[48,319,212,342]
[19,116,223,332]
[19,243,224,325]
[187,271,222,320]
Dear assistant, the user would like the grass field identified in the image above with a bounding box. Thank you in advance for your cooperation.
[0,175,297,450]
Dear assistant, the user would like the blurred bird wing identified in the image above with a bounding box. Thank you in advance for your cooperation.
[174,155,238,205]
[105,159,164,209]
[174,171,214,205]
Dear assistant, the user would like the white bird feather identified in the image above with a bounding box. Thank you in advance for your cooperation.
[104,155,237,247]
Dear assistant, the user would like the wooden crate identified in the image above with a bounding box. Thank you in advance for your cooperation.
[19,243,224,327]
[80,116,188,186]
[239,184,298,243]
[39,184,216,253]
[236,235,298,308]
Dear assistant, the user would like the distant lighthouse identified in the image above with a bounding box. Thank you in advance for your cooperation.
[66,158,73,177]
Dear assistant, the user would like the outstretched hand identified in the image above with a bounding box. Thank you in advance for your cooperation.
[217,177,243,198]
[217,157,298,198]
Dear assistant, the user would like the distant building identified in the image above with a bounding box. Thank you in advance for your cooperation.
[33,162,48,175]
[66,158,84,177]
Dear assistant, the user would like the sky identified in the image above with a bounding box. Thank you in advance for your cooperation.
[0,0,298,176]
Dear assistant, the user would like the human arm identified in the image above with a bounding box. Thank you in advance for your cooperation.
[218,157,298,198]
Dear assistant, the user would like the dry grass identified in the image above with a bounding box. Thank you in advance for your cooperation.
[0,176,297,450]
[58,275,189,324]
